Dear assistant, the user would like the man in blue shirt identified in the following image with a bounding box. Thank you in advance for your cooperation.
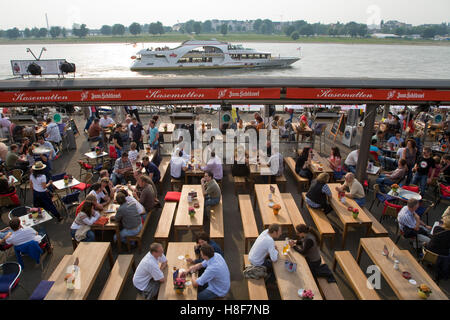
[130,117,144,151]
[388,131,404,148]
[186,232,223,265]
[141,155,160,184]
[147,119,159,150]
[185,244,230,300]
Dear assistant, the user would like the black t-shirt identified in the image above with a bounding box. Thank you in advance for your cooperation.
[416,156,435,176]
[113,132,123,147]
[426,226,450,256]
[130,123,143,142]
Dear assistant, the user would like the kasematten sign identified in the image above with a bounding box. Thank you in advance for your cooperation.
[0,88,280,104]
[286,88,450,102]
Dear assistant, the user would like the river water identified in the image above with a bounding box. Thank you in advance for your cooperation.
[1,42,450,80]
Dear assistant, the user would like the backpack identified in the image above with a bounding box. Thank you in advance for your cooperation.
[243,265,267,280]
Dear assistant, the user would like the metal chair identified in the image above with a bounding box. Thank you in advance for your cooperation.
[380,200,403,235]
[61,191,81,218]
[369,184,395,211]
[70,172,93,197]
[0,262,24,299]
[8,206,31,220]
[415,199,435,225]
[311,123,327,153]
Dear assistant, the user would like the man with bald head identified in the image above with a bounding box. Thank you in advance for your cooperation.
[335,172,366,207]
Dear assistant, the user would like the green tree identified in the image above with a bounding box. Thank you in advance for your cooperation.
[193,22,202,34]
[100,25,112,35]
[345,22,359,37]
[112,24,125,35]
[394,26,406,36]
[129,22,141,35]
[293,20,308,31]
[49,26,61,38]
[290,31,300,40]
[220,24,228,36]
[283,25,295,37]
[31,27,40,37]
[184,20,195,34]
[73,24,88,38]
[156,22,164,34]
[299,24,314,36]
[202,20,212,33]
[421,27,437,39]
[357,24,368,37]
[149,22,164,35]
[228,25,233,32]
[38,28,48,38]
[253,19,262,33]
[24,28,31,38]
[62,28,67,37]
[260,19,273,34]
[6,28,20,39]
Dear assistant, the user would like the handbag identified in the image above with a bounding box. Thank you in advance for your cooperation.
[74,225,91,242]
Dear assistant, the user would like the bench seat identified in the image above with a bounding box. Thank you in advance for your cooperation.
[154,202,178,250]
[243,255,268,300]
[239,195,259,253]
[285,157,309,193]
[99,255,136,300]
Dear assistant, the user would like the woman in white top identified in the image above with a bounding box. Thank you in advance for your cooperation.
[29,161,62,222]
[128,142,139,163]
[70,201,100,242]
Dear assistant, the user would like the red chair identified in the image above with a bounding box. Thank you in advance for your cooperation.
[369,150,379,162]
[70,172,93,197]
[402,185,419,193]
[381,200,403,234]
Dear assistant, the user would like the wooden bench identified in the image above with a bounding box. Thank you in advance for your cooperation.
[301,193,336,249]
[238,195,259,253]
[243,255,268,300]
[158,157,170,183]
[234,176,247,195]
[316,255,345,300]
[170,178,182,191]
[275,174,287,192]
[362,208,389,237]
[154,202,178,250]
[332,251,380,300]
[284,157,309,193]
[125,212,151,253]
[210,197,224,250]
[99,255,136,300]
[281,193,306,237]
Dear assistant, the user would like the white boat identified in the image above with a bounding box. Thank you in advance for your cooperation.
[130,40,300,71]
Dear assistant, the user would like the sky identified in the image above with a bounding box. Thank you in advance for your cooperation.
[1,0,449,29]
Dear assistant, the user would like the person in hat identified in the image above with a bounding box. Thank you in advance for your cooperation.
[29,161,62,222]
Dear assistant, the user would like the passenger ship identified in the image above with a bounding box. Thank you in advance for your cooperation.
[130,40,300,71]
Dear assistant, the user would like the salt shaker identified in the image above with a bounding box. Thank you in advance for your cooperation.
[393,260,400,270]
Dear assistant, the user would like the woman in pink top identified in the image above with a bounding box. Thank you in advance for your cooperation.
[328,147,344,180]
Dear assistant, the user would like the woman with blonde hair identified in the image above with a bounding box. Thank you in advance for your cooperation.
[305,172,333,214]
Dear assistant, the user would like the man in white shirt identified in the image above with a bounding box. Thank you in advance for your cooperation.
[45,118,62,145]
[201,151,223,181]
[344,149,359,174]
[267,149,284,177]
[170,150,187,180]
[248,224,282,275]
[99,113,115,128]
[88,182,110,205]
[133,242,167,300]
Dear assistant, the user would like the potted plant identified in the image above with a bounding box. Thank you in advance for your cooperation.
[188,207,196,217]
[64,175,69,185]
[417,284,432,299]
[391,184,399,195]
[273,204,281,215]
[352,208,359,219]
[298,289,314,300]
[442,144,447,152]
[174,277,186,294]
[164,124,168,132]
[95,146,101,155]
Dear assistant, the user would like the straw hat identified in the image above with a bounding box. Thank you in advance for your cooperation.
[32,161,46,171]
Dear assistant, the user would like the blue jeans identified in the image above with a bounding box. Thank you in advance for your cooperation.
[33,190,61,219]
[0,229,11,239]
[205,196,220,208]
[378,155,397,170]
[111,172,126,186]
[89,136,103,148]
[376,175,394,193]
[346,165,356,174]
[70,228,95,242]
[84,116,95,131]
[334,170,345,180]
[411,173,428,195]
[197,287,220,300]
[354,197,366,207]
[114,223,142,243]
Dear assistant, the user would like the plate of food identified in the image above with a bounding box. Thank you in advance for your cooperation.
[408,279,417,285]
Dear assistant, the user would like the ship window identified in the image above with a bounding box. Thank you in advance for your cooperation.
[155,54,166,58]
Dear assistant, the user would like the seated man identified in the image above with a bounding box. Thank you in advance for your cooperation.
[248,224,282,276]
[200,151,223,182]
[141,156,160,184]
[5,144,29,172]
[185,243,230,300]
[170,150,187,180]
[387,131,404,149]
[344,149,359,174]
[133,175,157,221]
[88,182,111,205]
[335,172,366,207]
[45,117,62,152]
[398,198,432,248]
[305,173,333,215]
[200,171,221,213]
[88,118,104,148]
[133,242,167,300]
[376,159,408,193]
[99,113,115,129]
[0,217,51,253]
[267,146,284,178]
[379,141,406,171]
[186,232,224,265]
[36,135,56,177]
[116,188,146,218]
[0,173,15,195]
[110,193,142,244]
[111,152,133,186]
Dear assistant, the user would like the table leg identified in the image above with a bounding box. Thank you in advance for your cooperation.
[107,247,114,269]
[341,224,348,249]
[174,228,179,242]
[365,224,371,237]
[115,227,122,253]
[356,243,363,264]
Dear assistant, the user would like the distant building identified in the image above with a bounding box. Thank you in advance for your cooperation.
[372,33,401,39]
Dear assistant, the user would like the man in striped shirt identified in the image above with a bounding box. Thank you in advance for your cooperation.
[397,198,432,248]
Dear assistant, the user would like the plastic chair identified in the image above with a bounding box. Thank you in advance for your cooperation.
[0,262,22,299]
[369,184,395,211]
[402,185,420,193]
[415,199,435,225]
[380,200,403,234]
[61,191,81,218]
[70,172,93,197]
[436,183,450,206]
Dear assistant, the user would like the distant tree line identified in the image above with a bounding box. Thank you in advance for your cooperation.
[380,21,449,39]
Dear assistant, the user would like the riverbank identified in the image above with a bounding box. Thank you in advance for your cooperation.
[1,33,449,46]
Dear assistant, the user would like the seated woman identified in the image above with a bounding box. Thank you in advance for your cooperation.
[328,147,344,180]
[277,118,289,139]
[0,173,14,194]
[295,147,313,181]
[70,200,100,242]
[305,173,333,214]
[376,159,408,193]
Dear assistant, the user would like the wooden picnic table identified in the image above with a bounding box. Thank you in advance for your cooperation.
[157,242,198,300]
[45,242,114,300]
[174,185,205,241]
[184,149,206,184]
[159,122,176,134]
[273,240,323,300]
[291,123,312,141]
[356,237,448,300]
[254,184,292,230]
[297,149,334,178]
[327,183,373,249]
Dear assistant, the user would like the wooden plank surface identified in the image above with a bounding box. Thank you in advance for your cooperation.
[45,242,111,300]
[154,202,178,239]
[272,241,323,300]
[157,242,197,300]
[210,197,224,240]
[98,255,135,300]
[281,193,306,228]
[174,185,205,228]
[254,184,292,228]
[159,123,176,133]
[243,255,268,300]
[359,238,448,300]
[238,195,259,239]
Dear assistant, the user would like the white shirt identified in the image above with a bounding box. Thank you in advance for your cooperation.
[6,227,41,246]
[170,156,187,179]
[128,150,139,162]
[70,211,101,230]
[126,195,145,215]
[30,174,47,192]
[268,152,284,176]
[88,190,105,203]
[248,229,278,266]
[45,122,62,143]
[133,252,167,291]
[345,150,359,166]
[397,147,405,159]
[99,117,115,128]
